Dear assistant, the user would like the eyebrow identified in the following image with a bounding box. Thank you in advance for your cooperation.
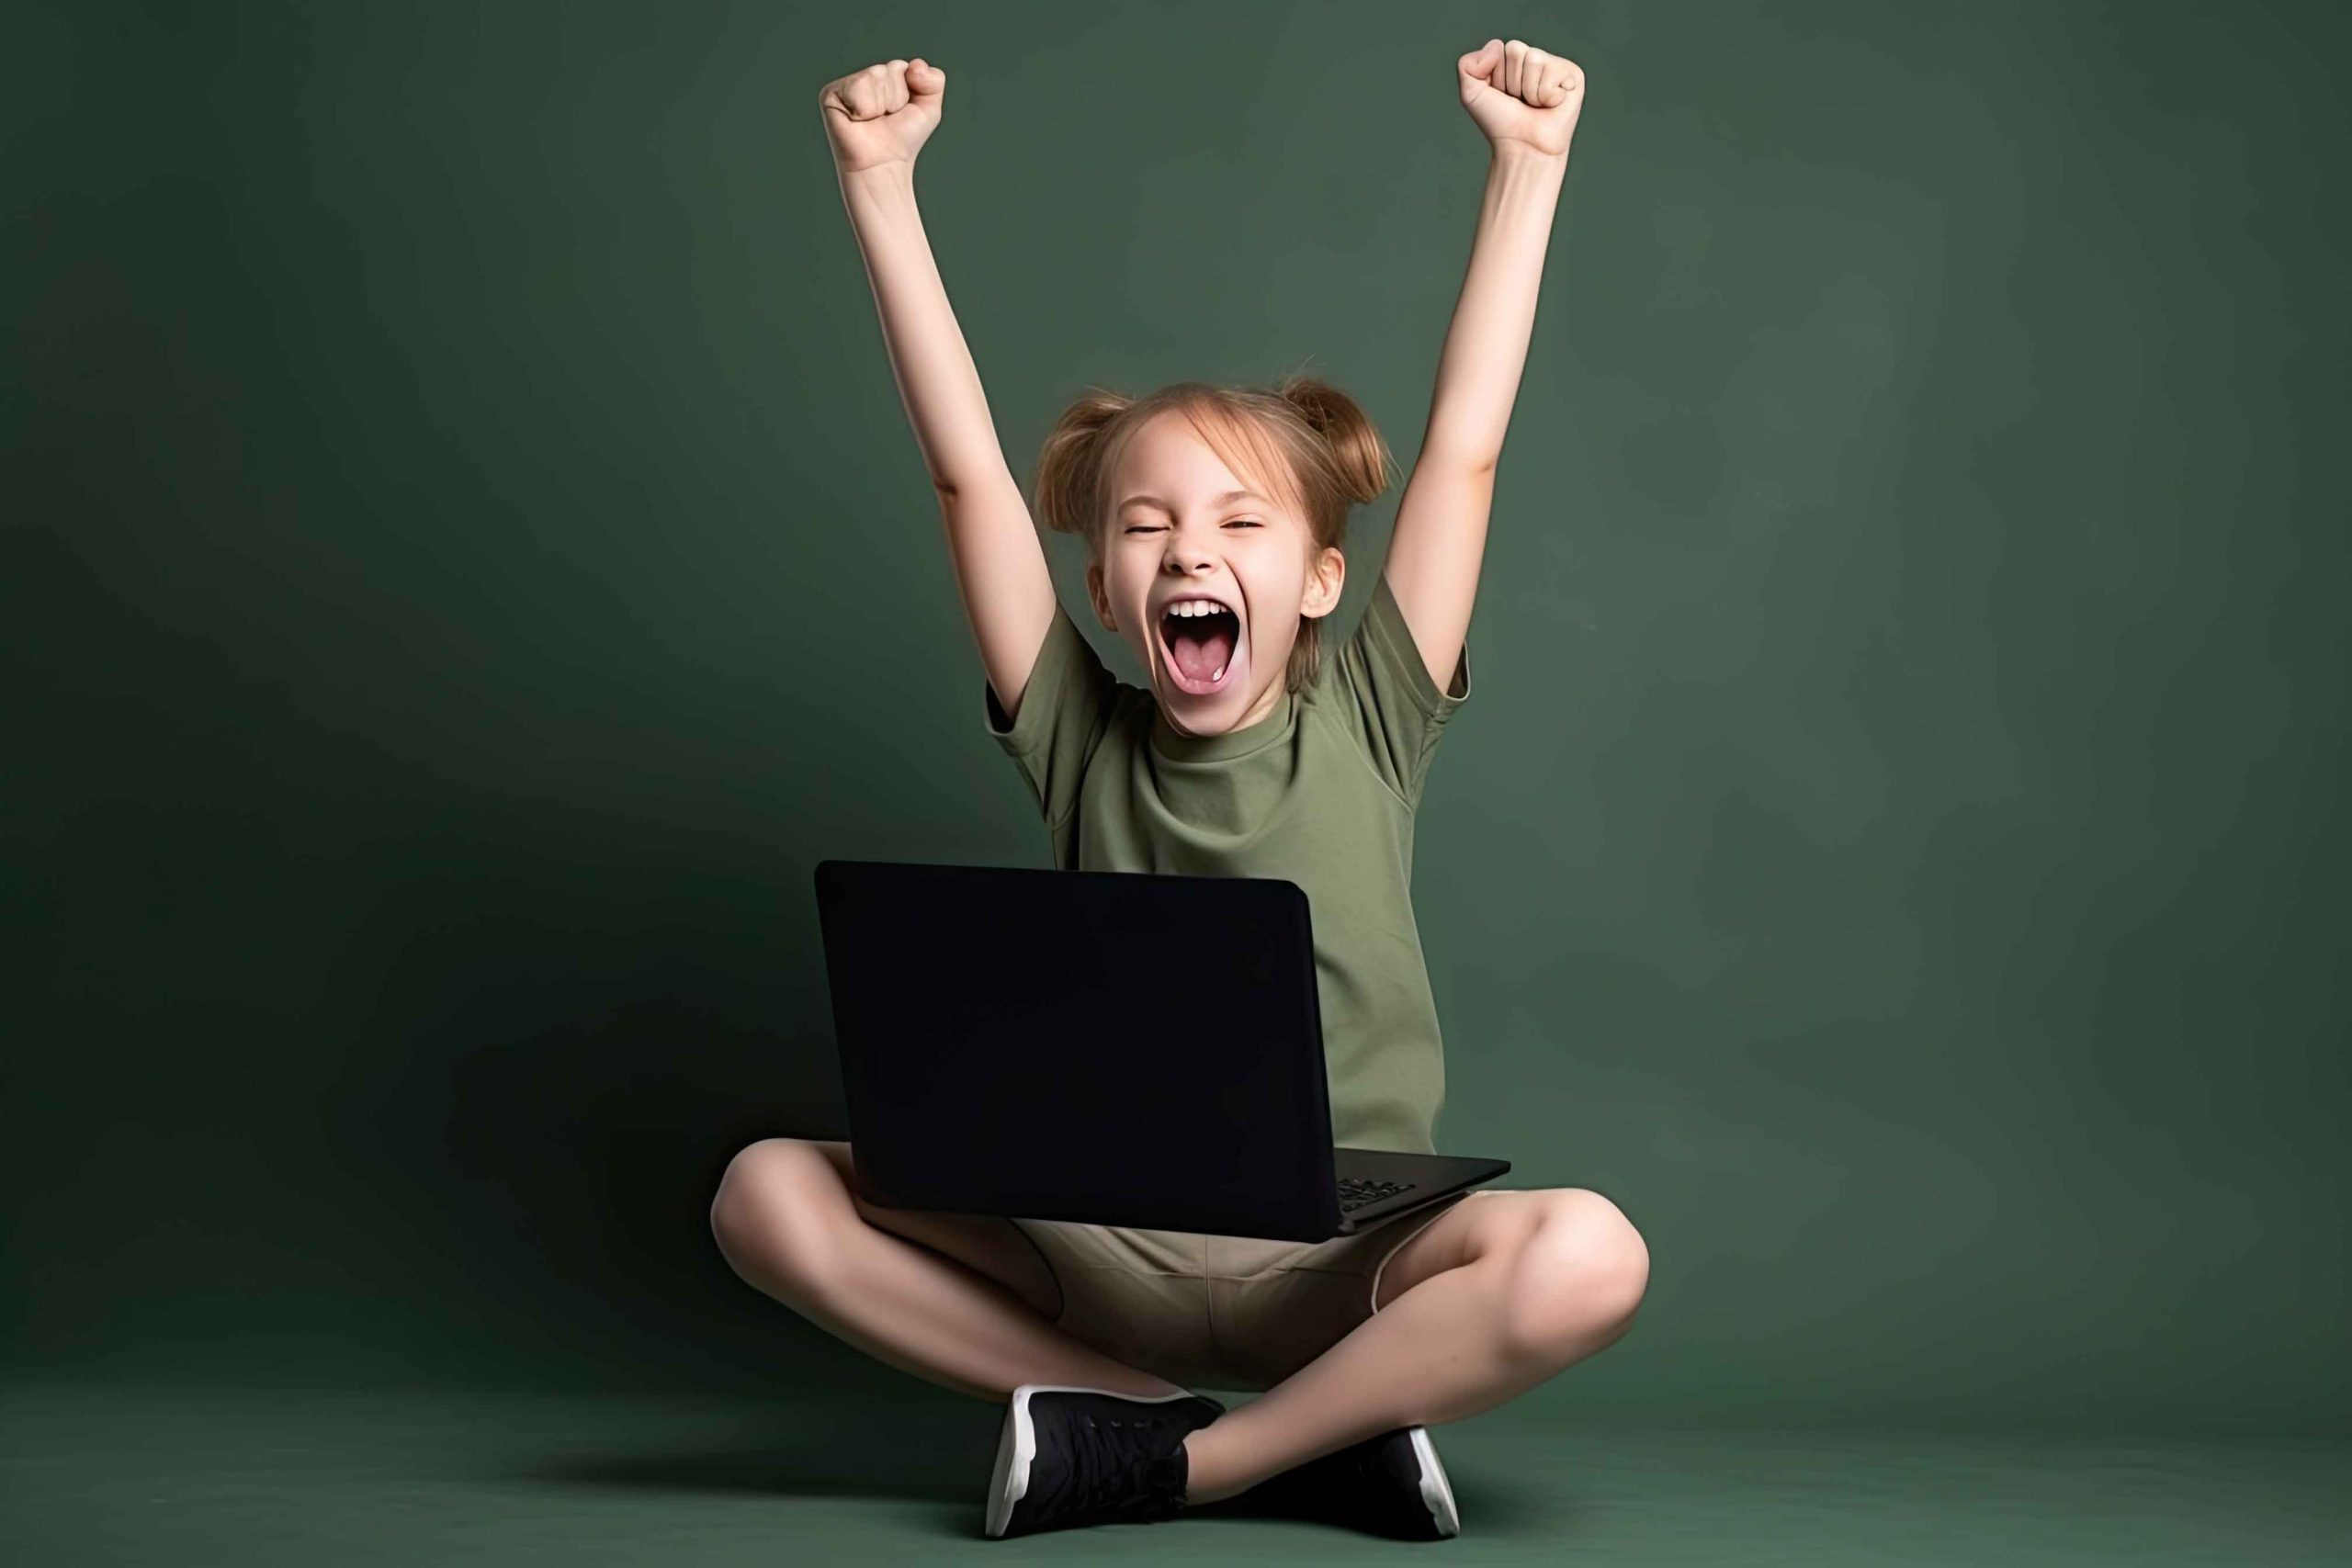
[1115,488,1269,514]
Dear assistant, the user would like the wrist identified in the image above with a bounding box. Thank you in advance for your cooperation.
[838,157,918,192]
[837,158,920,223]
[1489,140,1568,171]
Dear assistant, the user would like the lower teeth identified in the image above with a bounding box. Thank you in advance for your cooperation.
[1210,662,1227,682]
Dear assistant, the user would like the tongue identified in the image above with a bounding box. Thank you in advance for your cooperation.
[1170,621,1235,682]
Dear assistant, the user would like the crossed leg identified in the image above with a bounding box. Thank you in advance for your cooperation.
[712,1140,1649,1510]
[709,1136,1187,1401]
[1179,1187,1651,1505]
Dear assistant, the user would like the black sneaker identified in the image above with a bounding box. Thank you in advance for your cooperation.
[1236,1424,1461,1540]
[983,1384,1226,1540]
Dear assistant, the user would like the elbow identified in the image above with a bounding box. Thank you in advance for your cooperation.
[1423,437,1500,478]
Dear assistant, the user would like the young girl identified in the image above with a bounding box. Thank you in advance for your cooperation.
[712,38,1649,1542]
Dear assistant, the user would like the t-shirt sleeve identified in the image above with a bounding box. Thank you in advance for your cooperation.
[981,597,1118,830]
[1321,569,1475,808]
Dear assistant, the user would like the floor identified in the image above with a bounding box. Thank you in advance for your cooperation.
[5,1380,2345,1563]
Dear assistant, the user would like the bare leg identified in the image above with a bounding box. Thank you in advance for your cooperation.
[710,1137,1185,1402]
[1181,1188,1650,1506]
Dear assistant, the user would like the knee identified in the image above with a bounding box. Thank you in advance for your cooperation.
[1498,1189,1651,1362]
[708,1137,850,1296]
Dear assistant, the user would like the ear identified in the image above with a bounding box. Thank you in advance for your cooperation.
[1304,545,1346,621]
[1085,557,1118,633]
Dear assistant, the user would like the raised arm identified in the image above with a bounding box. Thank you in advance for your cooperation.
[1383,39,1587,693]
[820,58,1059,721]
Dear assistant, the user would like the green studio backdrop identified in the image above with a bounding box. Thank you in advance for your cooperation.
[6,0,2346,1432]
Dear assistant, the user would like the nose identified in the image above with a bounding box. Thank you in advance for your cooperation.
[1163,538,1217,575]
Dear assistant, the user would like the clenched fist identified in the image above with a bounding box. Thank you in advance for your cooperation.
[819,57,946,175]
[1458,39,1585,159]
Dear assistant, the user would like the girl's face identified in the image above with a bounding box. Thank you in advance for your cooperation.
[1086,411,1344,738]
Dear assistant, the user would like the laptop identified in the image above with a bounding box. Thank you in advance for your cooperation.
[812,859,1510,1242]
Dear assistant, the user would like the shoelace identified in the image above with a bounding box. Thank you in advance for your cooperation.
[1049,1412,1183,1525]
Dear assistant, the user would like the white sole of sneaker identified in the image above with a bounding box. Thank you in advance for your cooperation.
[1409,1426,1462,1537]
[984,1383,1210,1539]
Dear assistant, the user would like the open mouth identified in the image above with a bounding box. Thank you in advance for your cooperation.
[1157,602,1243,695]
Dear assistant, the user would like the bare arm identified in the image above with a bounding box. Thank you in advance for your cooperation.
[822,59,1057,719]
[1410,147,1567,473]
[1384,39,1585,693]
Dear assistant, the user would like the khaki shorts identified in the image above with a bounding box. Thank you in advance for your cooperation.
[1009,1190,1497,1393]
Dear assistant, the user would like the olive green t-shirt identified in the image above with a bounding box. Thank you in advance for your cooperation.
[981,570,1474,1155]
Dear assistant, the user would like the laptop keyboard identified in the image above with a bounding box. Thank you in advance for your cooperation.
[1337,1176,1417,1213]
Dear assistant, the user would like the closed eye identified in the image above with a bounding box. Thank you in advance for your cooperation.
[1123,519,1264,534]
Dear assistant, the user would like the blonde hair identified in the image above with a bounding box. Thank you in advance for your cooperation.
[1031,371,1397,693]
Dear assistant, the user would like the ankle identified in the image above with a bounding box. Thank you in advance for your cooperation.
[1180,1423,1247,1507]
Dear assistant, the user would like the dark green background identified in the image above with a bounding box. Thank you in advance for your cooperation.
[9,0,2346,1448]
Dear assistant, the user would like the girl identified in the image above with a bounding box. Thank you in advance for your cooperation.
[712,38,1649,1541]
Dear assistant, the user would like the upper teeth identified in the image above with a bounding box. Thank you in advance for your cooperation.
[1166,599,1228,617]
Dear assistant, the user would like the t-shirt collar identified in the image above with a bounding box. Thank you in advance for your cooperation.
[1148,683,1296,763]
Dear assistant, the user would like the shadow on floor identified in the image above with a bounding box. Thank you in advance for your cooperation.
[508,1427,988,1504]
[508,1421,1558,1540]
